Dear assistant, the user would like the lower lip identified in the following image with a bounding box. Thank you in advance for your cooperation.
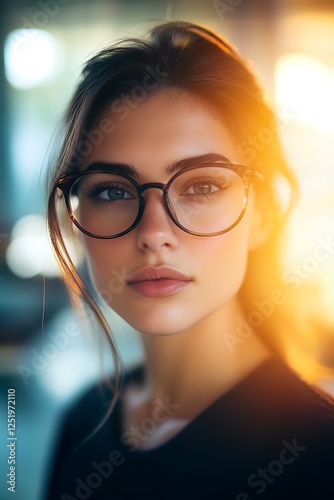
[128,279,191,297]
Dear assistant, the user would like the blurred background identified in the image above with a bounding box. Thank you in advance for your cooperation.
[0,0,334,498]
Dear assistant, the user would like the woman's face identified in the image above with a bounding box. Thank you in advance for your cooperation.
[79,90,263,335]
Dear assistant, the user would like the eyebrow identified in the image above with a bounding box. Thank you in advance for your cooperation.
[165,153,232,175]
[84,153,232,179]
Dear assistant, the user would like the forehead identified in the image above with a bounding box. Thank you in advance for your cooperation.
[81,90,242,177]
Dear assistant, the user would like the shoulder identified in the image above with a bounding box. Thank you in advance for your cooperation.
[209,356,334,465]
[213,358,334,499]
[48,381,113,480]
[271,357,334,418]
[46,365,143,495]
[56,364,143,449]
[57,380,114,449]
[247,357,334,435]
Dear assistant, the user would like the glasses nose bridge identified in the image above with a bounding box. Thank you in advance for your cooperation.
[138,181,171,222]
[140,181,167,195]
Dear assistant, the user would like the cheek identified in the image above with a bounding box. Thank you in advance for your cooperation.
[197,222,251,301]
[81,236,129,294]
[196,192,256,302]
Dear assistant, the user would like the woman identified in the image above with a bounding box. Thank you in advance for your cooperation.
[46,21,334,499]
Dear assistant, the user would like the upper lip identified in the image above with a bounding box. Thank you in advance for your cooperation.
[126,266,192,284]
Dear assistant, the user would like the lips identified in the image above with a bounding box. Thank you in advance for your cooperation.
[126,266,192,297]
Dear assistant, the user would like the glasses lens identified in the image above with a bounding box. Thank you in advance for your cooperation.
[168,166,246,234]
[69,173,139,237]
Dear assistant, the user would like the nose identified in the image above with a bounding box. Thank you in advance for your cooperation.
[136,189,179,252]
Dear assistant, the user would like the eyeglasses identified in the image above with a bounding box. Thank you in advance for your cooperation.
[56,163,263,239]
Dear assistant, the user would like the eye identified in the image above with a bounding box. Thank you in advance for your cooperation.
[87,182,136,202]
[99,186,133,201]
[186,182,220,195]
[182,176,229,197]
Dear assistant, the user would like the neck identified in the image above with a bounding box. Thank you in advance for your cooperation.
[141,298,273,419]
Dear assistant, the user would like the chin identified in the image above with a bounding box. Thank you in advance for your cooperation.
[112,303,196,337]
[126,316,194,337]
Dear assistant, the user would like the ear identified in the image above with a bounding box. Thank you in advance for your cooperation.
[247,197,273,250]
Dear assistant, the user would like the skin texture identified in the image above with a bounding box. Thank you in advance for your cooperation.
[79,90,272,447]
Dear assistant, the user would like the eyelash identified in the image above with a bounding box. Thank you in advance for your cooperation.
[182,177,229,196]
[86,182,134,201]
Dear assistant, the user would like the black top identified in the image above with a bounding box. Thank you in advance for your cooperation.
[47,357,334,499]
